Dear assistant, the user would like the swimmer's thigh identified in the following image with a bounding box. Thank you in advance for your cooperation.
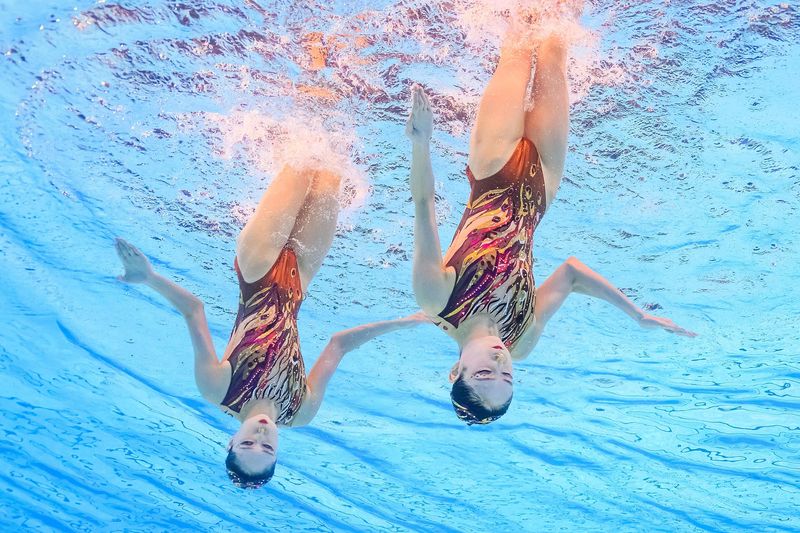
[287,170,342,290]
[525,37,569,207]
[236,166,313,283]
[468,45,531,181]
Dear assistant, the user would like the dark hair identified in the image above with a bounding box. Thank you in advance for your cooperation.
[450,375,512,425]
[225,449,276,489]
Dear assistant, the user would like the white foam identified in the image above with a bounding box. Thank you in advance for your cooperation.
[205,110,369,211]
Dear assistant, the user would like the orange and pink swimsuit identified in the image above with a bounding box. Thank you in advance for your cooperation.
[436,138,547,348]
[220,247,307,425]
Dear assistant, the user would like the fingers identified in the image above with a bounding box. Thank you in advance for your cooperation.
[416,85,431,111]
[410,84,430,113]
[665,319,697,337]
[646,314,698,338]
[666,322,697,338]
[409,310,431,323]
[115,237,142,259]
[115,238,130,259]
[411,84,420,110]
[420,90,431,112]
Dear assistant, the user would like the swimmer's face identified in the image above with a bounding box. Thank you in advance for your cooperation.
[450,336,514,408]
[228,415,279,475]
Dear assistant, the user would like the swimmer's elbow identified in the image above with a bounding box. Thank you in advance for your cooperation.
[327,332,348,354]
[563,256,584,289]
[184,297,204,319]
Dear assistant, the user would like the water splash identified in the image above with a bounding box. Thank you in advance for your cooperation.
[205,110,369,210]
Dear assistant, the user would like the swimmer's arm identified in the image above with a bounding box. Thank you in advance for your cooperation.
[407,86,453,313]
[411,140,452,312]
[289,313,429,427]
[512,257,696,358]
[145,273,229,402]
[115,238,229,402]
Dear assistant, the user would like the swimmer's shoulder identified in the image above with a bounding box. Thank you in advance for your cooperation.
[509,317,542,361]
[198,360,232,406]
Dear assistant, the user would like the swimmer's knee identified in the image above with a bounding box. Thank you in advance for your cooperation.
[311,170,342,195]
[273,165,314,189]
[235,241,283,283]
[236,227,289,268]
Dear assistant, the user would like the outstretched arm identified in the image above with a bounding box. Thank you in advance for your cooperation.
[289,312,430,426]
[114,238,229,402]
[512,256,696,358]
[406,85,453,314]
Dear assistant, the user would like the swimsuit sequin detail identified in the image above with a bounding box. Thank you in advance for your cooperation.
[220,246,306,425]
[437,138,547,348]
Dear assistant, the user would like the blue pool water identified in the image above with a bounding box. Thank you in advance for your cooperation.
[1,1,799,531]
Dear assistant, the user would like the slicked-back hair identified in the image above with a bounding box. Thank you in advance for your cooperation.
[450,375,512,425]
[225,449,276,489]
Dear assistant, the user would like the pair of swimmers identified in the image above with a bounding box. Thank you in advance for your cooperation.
[115,23,695,489]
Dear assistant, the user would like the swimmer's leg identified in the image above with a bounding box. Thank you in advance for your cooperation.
[524,34,569,208]
[287,170,342,290]
[236,165,313,283]
[468,37,533,181]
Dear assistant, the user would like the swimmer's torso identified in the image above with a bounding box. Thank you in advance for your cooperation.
[435,138,547,350]
[220,247,307,425]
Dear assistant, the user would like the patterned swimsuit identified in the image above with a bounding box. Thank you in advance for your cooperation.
[220,246,307,425]
[436,138,547,348]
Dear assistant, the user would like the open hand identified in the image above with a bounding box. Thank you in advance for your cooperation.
[638,313,697,337]
[405,84,433,143]
[115,237,154,284]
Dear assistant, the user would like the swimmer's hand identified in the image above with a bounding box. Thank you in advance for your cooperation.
[115,237,154,284]
[406,84,433,143]
[637,313,697,337]
[403,310,432,324]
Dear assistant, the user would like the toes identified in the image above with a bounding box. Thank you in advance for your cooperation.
[412,84,426,102]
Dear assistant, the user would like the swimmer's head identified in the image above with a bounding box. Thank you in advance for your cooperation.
[226,414,279,489]
[449,335,513,425]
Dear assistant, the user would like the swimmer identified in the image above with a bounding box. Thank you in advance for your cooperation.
[406,17,696,425]
[116,165,426,488]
